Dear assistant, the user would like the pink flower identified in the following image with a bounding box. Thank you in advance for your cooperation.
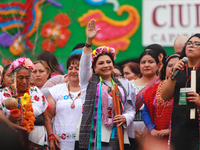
[10,57,34,71]
[24,58,34,70]
[61,133,66,140]
[18,57,25,64]
[12,60,20,69]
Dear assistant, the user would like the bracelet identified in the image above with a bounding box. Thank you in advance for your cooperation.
[48,134,55,141]
[85,43,92,48]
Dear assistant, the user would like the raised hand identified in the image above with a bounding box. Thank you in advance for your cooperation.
[86,19,101,44]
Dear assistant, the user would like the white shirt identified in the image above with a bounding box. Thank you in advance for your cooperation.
[49,83,83,150]
[79,51,136,140]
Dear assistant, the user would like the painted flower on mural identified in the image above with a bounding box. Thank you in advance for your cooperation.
[41,13,71,52]
[2,58,12,66]
[78,5,140,54]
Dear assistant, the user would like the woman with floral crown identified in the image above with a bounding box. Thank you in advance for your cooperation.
[76,19,136,150]
[0,57,48,150]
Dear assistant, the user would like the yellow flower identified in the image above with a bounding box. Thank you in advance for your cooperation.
[92,50,96,55]
[21,93,31,105]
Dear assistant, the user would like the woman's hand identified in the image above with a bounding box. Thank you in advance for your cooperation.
[8,114,21,122]
[187,92,200,108]
[139,128,148,137]
[171,59,186,74]
[86,19,101,44]
[135,129,140,138]
[8,121,27,132]
[113,115,126,127]
[135,128,148,138]
[150,129,159,137]
[61,76,68,83]
[49,134,61,150]
[157,129,170,137]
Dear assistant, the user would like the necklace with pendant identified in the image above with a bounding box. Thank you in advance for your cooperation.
[68,83,81,109]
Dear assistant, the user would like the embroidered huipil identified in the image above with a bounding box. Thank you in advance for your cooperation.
[49,83,83,150]
[0,86,48,118]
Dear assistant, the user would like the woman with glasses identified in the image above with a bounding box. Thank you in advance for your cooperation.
[161,33,200,150]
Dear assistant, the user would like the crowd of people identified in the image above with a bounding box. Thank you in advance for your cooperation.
[0,18,200,150]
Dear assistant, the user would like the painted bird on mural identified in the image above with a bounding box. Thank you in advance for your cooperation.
[78,5,140,54]
[0,0,61,56]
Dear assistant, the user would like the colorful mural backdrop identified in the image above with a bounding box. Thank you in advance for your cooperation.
[0,0,175,72]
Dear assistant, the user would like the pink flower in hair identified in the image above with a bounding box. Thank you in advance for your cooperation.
[18,57,25,64]
[24,58,34,70]
[12,60,20,69]
[10,57,34,71]
[92,46,116,62]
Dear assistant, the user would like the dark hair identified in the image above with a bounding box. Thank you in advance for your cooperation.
[160,54,180,80]
[180,33,200,59]
[122,62,141,76]
[114,65,124,76]
[37,51,64,75]
[73,43,85,51]
[139,50,159,64]
[66,54,81,69]
[144,44,166,64]
[1,64,10,87]
[92,52,115,73]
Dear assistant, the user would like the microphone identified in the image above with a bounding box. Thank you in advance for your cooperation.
[171,57,188,81]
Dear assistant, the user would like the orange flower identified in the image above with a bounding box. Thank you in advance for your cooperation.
[41,13,71,52]
[21,93,35,134]
[10,109,21,118]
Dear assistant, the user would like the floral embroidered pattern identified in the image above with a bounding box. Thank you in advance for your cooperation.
[3,92,11,98]
[58,133,76,140]
[33,95,40,101]
[61,133,66,140]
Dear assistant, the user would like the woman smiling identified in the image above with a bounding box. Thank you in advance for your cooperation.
[43,54,83,150]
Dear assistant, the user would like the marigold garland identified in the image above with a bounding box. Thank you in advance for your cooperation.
[10,109,21,118]
[21,93,35,133]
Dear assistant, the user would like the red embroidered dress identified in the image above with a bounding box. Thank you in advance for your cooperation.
[142,80,173,150]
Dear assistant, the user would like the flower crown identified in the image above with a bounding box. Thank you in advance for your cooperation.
[10,57,34,71]
[92,46,116,62]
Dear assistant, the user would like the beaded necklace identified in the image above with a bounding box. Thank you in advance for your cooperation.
[68,83,81,109]
[156,81,173,118]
